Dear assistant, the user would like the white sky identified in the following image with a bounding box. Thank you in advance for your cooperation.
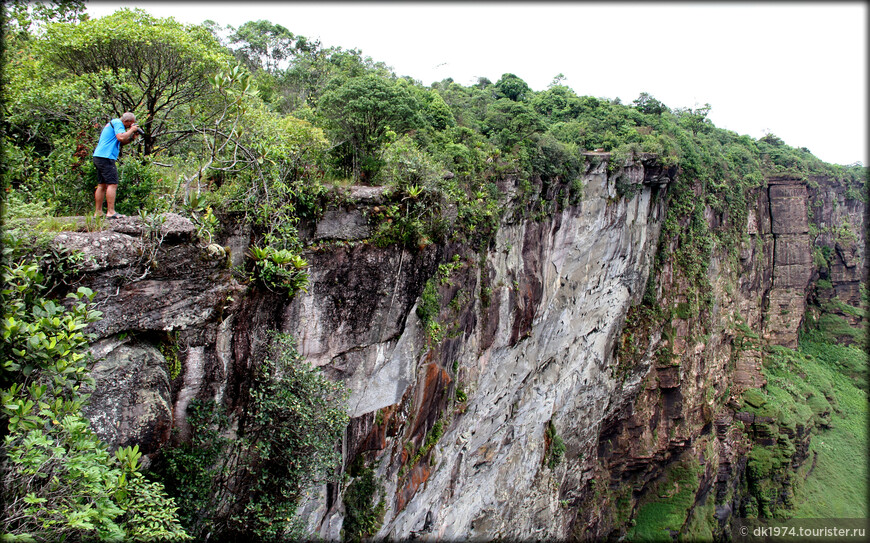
[86,1,868,166]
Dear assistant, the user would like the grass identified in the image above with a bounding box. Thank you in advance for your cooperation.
[740,331,868,519]
[35,217,79,232]
[625,458,702,542]
[790,335,868,517]
[814,313,867,348]
[681,493,716,542]
[801,331,868,392]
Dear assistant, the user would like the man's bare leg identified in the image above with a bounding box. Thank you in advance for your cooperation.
[105,184,118,217]
[94,184,106,217]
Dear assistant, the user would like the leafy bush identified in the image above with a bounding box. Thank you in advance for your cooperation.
[2,188,57,219]
[153,332,349,540]
[415,278,444,343]
[546,421,566,469]
[115,158,169,215]
[246,245,310,296]
[342,463,386,542]
[379,135,442,191]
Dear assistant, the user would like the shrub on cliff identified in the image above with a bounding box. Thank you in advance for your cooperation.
[246,245,310,297]
[153,332,349,540]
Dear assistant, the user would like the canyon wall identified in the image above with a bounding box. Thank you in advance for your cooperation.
[56,157,865,539]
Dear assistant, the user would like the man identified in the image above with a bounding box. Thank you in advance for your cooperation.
[92,112,140,219]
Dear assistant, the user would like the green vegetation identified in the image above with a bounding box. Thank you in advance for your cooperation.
[159,331,183,380]
[416,419,445,466]
[246,245,310,296]
[627,314,866,539]
[342,461,386,542]
[681,492,716,543]
[805,292,868,349]
[416,278,443,343]
[4,1,865,274]
[0,230,189,541]
[152,332,349,540]
[791,343,867,517]
[739,331,868,520]
[545,420,566,469]
[399,417,446,479]
[626,456,702,542]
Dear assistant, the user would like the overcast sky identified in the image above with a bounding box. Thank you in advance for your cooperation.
[86,1,867,167]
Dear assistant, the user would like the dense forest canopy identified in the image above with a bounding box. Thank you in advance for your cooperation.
[0,3,867,541]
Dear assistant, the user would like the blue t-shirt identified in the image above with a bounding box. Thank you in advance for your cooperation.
[93,119,126,160]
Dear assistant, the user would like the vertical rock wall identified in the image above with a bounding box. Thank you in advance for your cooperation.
[567,171,865,540]
[276,157,673,539]
[764,176,813,348]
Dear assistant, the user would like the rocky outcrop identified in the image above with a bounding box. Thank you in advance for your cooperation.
[806,172,868,339]
[55,213,244,453]
[764,175,813,348]
[81,337,173,456]
[329,159,671,540]
[566,171,865,540]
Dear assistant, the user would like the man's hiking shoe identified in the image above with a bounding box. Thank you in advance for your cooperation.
[107,214,126,220]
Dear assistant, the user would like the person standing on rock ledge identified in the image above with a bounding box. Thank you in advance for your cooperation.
[92,112,140,219]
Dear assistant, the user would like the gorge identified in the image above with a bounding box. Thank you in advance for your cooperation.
[39,153,867,540]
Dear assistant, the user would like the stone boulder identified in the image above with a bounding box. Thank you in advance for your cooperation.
[81,337,173,456]
[106,212,196,241]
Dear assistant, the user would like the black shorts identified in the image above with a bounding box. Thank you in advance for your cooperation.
[93,156,119,185]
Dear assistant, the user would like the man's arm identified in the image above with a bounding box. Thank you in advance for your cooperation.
[115,125,140,145]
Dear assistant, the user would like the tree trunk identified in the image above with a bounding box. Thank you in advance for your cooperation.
[352,143,361,183]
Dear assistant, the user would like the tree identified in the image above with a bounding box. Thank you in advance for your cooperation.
[483,98,545,150]
[495,73,531,102]
[2,2,105,209]
[319,74,421,181]
[676,103,712,136]
[423,90,455,131]
[226,20,338,114]
[42,8,232,155]
[548,73,566,89]
[531,85,583,123]
[633,92,669,115]
[1,0,86,40]
[229,20,304,74]
[279,45,394,113]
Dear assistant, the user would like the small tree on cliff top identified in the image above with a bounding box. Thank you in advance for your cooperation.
[319,74,422,182]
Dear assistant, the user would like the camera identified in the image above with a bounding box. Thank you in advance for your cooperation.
[135,127,145,136]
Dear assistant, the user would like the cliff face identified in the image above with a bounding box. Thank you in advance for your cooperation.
[56,158,864,539]
[765,176,814,348]
[573,172,865,539]
[312,158,671,540]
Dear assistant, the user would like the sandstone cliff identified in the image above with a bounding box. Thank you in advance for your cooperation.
[52,155,865,540]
